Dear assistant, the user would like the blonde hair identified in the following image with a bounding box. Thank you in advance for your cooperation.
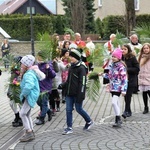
[138,43,150,64]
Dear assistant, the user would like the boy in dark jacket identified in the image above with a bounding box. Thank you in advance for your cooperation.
[62,49,93,135]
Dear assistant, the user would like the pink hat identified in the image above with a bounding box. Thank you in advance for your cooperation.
[112,48,122,60]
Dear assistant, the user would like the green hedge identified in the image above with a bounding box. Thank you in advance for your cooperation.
[136,14,150,26]
[0,14,65,40]
[102,15,126,40]
[0,14,150,41]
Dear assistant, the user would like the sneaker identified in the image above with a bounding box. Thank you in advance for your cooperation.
[83,121,94,130]
[62,127,73,135]
[35,118,45,125]
[20,131,35,142]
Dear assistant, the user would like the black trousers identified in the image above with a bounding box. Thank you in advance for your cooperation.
[124,87,134,113]
[143,91,150,108]
[49,89,60,110]
[88,62,94,72]
[103,69,109,84]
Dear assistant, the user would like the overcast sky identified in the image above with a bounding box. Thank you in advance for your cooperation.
[0,0,56,14]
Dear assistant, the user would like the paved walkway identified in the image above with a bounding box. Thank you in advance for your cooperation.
[0,71,150,150]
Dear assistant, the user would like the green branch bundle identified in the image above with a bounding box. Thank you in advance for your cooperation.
[86,72,100,102]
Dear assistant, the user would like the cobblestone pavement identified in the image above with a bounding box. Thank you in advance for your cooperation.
[1,71,150,150]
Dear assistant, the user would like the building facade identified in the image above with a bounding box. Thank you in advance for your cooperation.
[56,0,150,20]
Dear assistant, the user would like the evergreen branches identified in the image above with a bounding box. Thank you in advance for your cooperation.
[135,23,150,38]
[37,32,59,60]
[86,72,100,102]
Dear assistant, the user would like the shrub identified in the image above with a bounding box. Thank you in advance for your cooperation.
[102,15,126,39]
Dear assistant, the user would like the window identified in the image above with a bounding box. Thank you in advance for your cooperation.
[27,7,36,14]
[98,0,102,7]
[134,0,139,10]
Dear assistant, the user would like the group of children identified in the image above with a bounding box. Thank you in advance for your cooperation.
[5,37,94,141]
[3,33,150,142]
[101,42,150,128]
[6,54,62,141]
[17,46,93,141]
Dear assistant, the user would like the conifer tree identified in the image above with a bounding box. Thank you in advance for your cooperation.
[62,0,96,35]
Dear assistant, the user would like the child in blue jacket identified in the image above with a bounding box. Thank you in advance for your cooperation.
[19,55,45,142]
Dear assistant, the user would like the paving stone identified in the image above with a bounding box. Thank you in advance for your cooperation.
[1,71,150,150]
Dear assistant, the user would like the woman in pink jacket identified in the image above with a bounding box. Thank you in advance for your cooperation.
[138,43,150,114]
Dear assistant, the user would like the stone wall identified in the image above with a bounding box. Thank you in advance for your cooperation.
[0,41,40,58]
[0,40,106,58]
[0,40,106,66]
[8,41,35,56]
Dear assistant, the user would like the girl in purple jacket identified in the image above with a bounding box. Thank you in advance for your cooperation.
[35,52,56,125]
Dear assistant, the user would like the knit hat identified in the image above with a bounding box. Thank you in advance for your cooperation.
[69,43,78,49]
[112,48,122,60]
[21,55,35,67]
[69,49,81,60]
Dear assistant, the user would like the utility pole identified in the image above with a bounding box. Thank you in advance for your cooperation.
[29,0,35,56]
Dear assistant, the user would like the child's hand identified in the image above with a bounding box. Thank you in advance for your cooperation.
[46,64,50,69]
[66,63,71,68]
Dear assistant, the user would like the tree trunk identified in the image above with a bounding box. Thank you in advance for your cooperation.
[69,0,86,36]
[124,0,136,36]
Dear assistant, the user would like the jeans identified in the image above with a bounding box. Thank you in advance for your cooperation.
[37,93,50,118]
[66,96,91,128]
